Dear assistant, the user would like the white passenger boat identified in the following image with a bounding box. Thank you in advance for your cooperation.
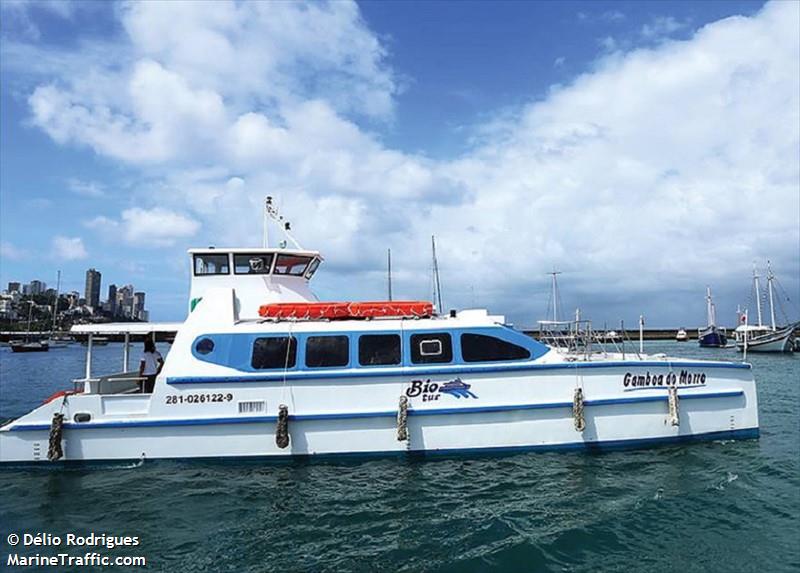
[0,205,760,464]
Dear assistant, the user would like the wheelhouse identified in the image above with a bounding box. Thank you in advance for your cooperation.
[188,248,323,319]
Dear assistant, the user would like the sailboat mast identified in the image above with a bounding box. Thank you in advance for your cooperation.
[767,260,777,330]
[431,236,443,312]
[706,286,714,327]
[753,267,763,327]
[549,271,562,322]
[387,248,393,302]
[51,270,61,333]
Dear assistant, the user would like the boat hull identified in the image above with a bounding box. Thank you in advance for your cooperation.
[0,362,759,463]
[698,329,727,348]
[9,343,49,353]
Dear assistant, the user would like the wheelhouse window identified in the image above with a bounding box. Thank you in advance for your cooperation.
[252,337,297,369]
[410,333,452,364]
[194,253,230,276]
[461,333,531,362]
[305,335,349,368]
[234,253,274,275]
[358,334,401,366]
[274,254,312,276]
[304,258,321,279]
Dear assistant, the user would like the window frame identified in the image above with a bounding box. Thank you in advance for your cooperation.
[460,332,531,363]
[273,254,313,276]
[410,332,453,364]
[233,253,275,275]
[304,335,350,369]
[251,336,297,370]
[358,333,402,367]
[193,253,231,276]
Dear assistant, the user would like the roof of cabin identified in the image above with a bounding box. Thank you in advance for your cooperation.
[71,322,183,334]
[188,247,322,258]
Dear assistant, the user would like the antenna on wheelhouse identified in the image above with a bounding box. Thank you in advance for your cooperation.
[431,235,443,313]
[387,248,393,301]
[263,195,303,250]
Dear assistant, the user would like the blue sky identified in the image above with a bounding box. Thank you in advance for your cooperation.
[1,0,797,327]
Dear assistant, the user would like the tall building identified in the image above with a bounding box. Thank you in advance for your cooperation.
[85,268,101,309]
[133,292,146,320]
[28,280,46,295]
[117,284,134,318]
[107,284,117,316]
[7,282,20,293]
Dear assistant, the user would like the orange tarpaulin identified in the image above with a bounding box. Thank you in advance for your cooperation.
[258,301,434,320]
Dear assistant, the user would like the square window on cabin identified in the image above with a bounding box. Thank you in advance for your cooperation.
[274,254,312,276]
[460,333,531,362]
[358,334,401,366]
[234,254,274,275]
[194,253,230,275]
[410,333,453,364]
[251,337,297,369]
[305,335,349,368]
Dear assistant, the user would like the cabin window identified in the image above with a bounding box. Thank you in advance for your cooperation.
[410,333,452,364]
[306,335,349,368]
[274,254,312,276]
[358,334,401,366]
[304,258,321,279]
[195,338,214,355]
[194,253,230,276]
[234,253,274,275]
[460,333,531,362]
[252,336,297,369]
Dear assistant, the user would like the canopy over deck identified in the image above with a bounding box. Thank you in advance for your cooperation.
[71,322,182,334]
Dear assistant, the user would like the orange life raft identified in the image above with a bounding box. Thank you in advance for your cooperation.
[258,301,435,320]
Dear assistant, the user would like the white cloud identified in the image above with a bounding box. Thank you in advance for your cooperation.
[68,178,106,197]
[641,16,690,40]
[120,208,200,247]
[11,0,800,323]
[52,236,88,260]
[1,241,28,260]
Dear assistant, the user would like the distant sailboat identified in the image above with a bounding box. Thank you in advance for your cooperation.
[735,262,799,353]
[9,301,49,353]
[698,287,727,348]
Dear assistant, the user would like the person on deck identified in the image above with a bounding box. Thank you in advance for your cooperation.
[139,338,164,394]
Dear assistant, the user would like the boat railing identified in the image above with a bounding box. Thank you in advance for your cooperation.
[76,370,144,395]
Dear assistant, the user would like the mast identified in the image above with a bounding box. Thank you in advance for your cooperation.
[263,197,271,248]
[431,236,443,312]
[51,270,61,334]
[753,266,763,327]
[706,286,714,327]
[548,270,562,322]
[387,248,393,301]
[767,260,776,330]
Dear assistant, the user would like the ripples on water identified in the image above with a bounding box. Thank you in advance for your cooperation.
[1,343,798,572]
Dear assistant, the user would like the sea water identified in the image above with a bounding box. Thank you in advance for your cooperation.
[1,342,798,572]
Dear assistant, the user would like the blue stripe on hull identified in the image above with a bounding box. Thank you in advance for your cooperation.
[4,389,746,432]
[0,428,760,467]
[166,359,751,385]
[699,332,727,347]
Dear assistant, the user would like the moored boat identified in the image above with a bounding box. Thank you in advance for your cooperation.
[735,263,799,353]
[676,328,689,342]
[0,201,760,464]
[9,340,49,353]
[698,287,727,348]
